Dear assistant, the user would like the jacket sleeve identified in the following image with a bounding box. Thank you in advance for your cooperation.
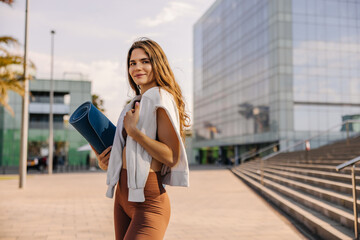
[126,96,157,202]
[105,107,127,198]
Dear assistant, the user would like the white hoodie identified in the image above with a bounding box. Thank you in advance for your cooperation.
[106,87,189,202]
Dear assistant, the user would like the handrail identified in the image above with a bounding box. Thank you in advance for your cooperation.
[336,156,360,171]
[255,120,360,238]
[262,119,360,161]
[336,155,360,239]
[237,142,279,163]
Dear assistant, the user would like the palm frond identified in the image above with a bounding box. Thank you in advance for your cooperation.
[0,46,10,55]
[0,33,36,117]
[0,55,23,67]
[0,77,25,117]
[0,36,19,46]
[0,77,25,96]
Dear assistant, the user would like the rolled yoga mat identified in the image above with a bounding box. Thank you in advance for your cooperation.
[69,101,116,154]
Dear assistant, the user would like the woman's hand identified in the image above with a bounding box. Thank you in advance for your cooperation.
[123,101,140,137]
[91,145,112,171]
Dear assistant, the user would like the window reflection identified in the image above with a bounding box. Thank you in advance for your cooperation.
[194,0,360,142]
[293,0,360,107]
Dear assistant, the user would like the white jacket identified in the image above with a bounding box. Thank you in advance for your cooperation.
[106,87,189,202]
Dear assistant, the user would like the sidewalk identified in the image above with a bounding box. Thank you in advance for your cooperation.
[0,166,305,240]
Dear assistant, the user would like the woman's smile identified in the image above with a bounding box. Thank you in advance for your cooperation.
[134,73,146,78]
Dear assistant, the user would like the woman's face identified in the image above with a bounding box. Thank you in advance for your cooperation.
[129,48,156,93]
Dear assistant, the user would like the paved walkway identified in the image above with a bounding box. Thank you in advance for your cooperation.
[0,166,305,240]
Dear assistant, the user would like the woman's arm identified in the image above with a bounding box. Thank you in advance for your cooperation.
[124,102,180,168]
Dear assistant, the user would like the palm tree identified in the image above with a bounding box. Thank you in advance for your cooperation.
[0,37,35,116]
[0,0,35,116]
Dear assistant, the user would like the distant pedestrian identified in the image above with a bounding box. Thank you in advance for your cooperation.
[92,38,190,240]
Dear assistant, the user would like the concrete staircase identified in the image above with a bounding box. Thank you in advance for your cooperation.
[231,137,360,240]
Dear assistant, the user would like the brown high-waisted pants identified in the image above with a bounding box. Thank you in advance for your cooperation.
[114,169,171,240]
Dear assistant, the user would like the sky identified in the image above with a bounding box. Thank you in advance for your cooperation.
[0,0,216,124]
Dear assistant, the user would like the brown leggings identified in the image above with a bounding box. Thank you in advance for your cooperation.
[114,169,171,240]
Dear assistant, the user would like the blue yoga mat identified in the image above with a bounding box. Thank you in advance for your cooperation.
[69,101,116,154]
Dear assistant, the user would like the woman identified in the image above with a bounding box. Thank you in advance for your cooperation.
[93,38,190,240]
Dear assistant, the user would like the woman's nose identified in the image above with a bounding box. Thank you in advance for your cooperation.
[134,63,142,70]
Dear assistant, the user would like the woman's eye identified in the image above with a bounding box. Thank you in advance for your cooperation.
[130,62,136,66]
[143,60,150,64]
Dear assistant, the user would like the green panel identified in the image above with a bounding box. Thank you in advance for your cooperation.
[68,148,88,166]
[201,150,207,164]
[2,129,21,166]
[1,79,92,168]
[28,129,48,142]
[54,130,68,141]
[211,148,219,159]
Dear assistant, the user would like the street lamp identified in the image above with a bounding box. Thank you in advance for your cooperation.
[19,0,30,188]
[48,30,55,174]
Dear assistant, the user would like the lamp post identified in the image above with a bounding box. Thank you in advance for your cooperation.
[48,30,55,174]
[19,0,30,188]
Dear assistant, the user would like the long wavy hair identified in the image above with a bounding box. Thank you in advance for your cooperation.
[127,38,190,141]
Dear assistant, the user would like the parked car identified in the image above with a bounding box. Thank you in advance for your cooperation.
[27,156,39,168]
[27,156,47,171]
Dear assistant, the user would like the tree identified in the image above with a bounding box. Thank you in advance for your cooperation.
[0,37,35,116]
[0,1,35,116]
[92,94,105,112]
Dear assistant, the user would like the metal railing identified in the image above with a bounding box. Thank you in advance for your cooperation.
[241,120,360,185]
[237,142,279,164]
[262,119,360,161]
[336,156,360,239]
[231,119,360,238]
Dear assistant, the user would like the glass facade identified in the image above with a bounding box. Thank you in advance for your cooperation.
[292,0,360,132]
[194,0,272,141]
[193,0,360,163]
[0,79,91,171]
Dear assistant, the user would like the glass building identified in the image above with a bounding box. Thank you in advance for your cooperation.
[193,0,360,164]
[0,78,91,173]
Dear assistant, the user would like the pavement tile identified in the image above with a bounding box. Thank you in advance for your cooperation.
[0,166,305,239]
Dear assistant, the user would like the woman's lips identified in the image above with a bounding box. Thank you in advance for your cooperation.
[135,74,145,78]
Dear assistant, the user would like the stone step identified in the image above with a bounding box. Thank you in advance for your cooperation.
[273,156,359,161]
[231,167,354,240]
[268,162,360,175]
[238,167,357,231]
[243,163,360,196]
[264,164,357,183]
[268,159,345,165]
[276,152,360,158]
[243,166,359,211]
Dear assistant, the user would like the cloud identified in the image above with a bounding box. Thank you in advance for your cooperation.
[29,50,132,123]
[293,40,360,69]
[293,40,360,102]
[125,32,163,44]
[138,2,194,27]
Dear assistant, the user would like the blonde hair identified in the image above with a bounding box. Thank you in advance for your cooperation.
[127,38,190,141]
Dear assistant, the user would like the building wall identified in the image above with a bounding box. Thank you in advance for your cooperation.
[193,0,360,161]
[0,79,91,170]
[0,87,23,168]
[292,0,360,142]
[194,0,286,148]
